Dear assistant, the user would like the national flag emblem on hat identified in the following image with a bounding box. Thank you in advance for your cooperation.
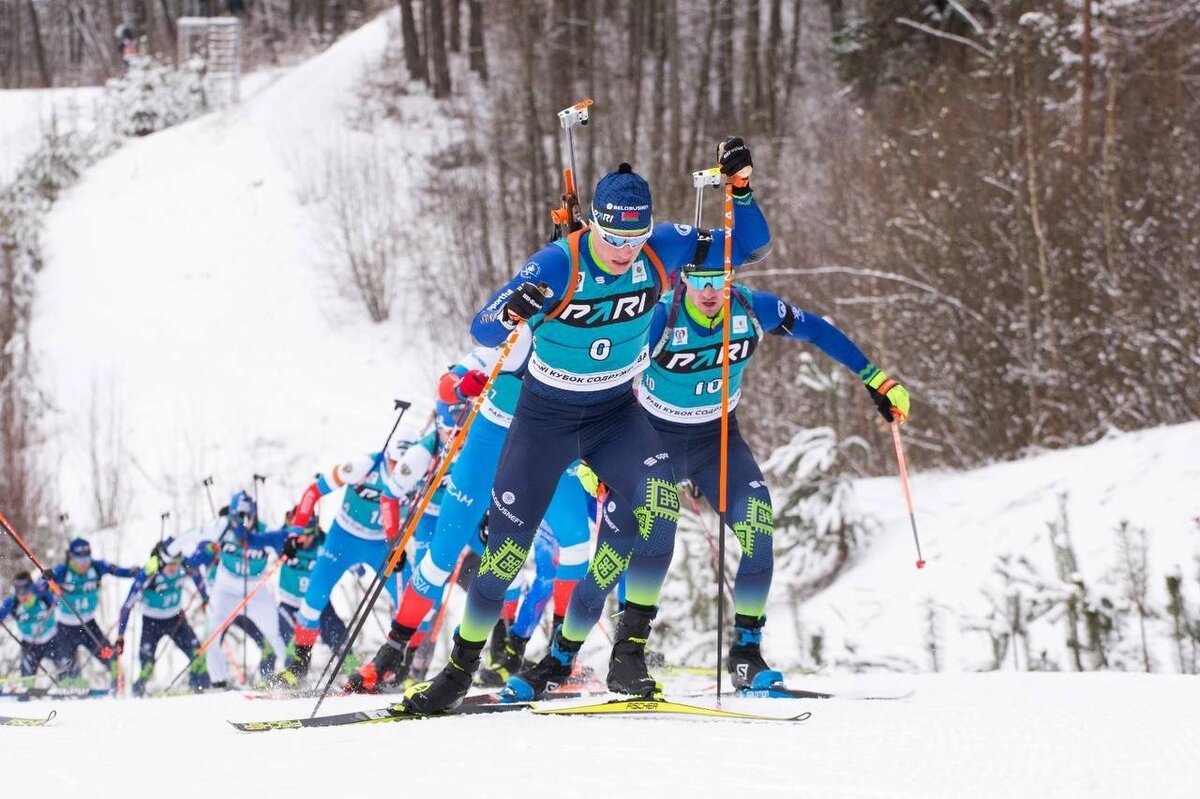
[620,210,640,222]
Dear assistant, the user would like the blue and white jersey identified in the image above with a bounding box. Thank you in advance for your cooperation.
[316,454,392,540]
[0,592,58,644]
[48,559,138,625]
[471,193,771,405]
[640,285,872,424]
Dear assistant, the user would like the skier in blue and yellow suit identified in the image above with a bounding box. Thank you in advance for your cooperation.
[404,138,770,713]
[520,272,910,697]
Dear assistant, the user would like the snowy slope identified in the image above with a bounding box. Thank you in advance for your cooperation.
[3,672,1198,799]
[795,422,1200,672]
[0,87,103,183]
[32,11,458,556]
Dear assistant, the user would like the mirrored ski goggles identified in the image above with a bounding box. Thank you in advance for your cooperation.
[591,217,653,249]
[682,271,727,292]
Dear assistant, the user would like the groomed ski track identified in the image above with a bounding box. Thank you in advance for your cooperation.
[3,673,1198,798]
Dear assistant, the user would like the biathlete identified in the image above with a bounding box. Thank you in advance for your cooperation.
[403,138,770,713]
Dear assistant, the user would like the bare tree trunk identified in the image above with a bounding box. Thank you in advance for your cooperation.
[467,0,486,80]
[1079,0,1092,157]
[447,0,460,52]
[717,0,734,116]
[428,0,451,98]
[398,0,425,81]
[26,0,51,88]
[743,0,763,128]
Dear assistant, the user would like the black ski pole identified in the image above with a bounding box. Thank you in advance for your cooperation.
[159,512,169,545]
[307,400,411,691]
[0,619,63,690]
[201,476,217,517]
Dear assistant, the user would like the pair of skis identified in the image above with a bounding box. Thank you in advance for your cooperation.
[229,690,811,732]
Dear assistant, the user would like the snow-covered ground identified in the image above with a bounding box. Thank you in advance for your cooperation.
[0,86,103,182]
[31,12,455,545]
[4,672,1198,798]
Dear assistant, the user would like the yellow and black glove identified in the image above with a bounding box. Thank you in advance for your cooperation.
[862,366,910,423]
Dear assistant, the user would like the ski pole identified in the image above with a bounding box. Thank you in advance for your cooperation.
[310,324,536,717]
[0,619,63,689]
[159,512,170,544]
[0,510,114,658]
[681,483,736,604]
[551,98,593,239]
[890,422,926,569]
[310,399,473,714]
[714,147,752,702]
[201,476,217,517]
[306,399,412,690]
[164,557,286,691]
[247,473,268,680]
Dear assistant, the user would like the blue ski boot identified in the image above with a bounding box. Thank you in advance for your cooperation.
[728,614,786,693]
[503,627,580,701]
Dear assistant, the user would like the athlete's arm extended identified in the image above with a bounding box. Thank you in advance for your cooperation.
[292,453,381,529]
[751,290,872,375]
[98,560,140,579]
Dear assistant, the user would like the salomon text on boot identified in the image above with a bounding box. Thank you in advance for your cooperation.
[503,628,579,701]
[727,614,785,691]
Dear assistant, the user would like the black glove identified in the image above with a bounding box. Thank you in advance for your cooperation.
[281,535,300,562]
[502,282,548,325]
[717,137,753,194]
[114,636,125,657]
[41,569,56,584]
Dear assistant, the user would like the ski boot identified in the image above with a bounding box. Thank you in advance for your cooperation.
[399,631,484,714]
[274,642,313,688]
[727,614,785,692]
[607,602,662,697]
[503,629,579,701]
[478,633,530,687]
[345,621,413,693]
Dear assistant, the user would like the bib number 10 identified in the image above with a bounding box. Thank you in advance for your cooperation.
[694,378,723,395]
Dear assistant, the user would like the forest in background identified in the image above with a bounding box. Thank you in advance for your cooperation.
[2,0,1198,548]
[406,0,1199,472]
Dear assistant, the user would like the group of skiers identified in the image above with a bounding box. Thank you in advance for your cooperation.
[2,136,911,707]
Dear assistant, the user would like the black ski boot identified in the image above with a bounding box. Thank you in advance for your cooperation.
[345,620,413,693]
[503,628,580,701]
[477,633,530,687]
[727,614,784,690]
[485,619,508,667]
[607,602,662,697]
[400,631,484,714]
[275,642,312,688]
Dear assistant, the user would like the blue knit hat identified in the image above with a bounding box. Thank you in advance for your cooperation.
[68,537,91,558]
[591,163,652,233]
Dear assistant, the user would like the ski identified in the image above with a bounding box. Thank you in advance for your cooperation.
[228,690,591,732]
[0,710,56,727]
[729,686,914,701]
[530,696,811,722]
